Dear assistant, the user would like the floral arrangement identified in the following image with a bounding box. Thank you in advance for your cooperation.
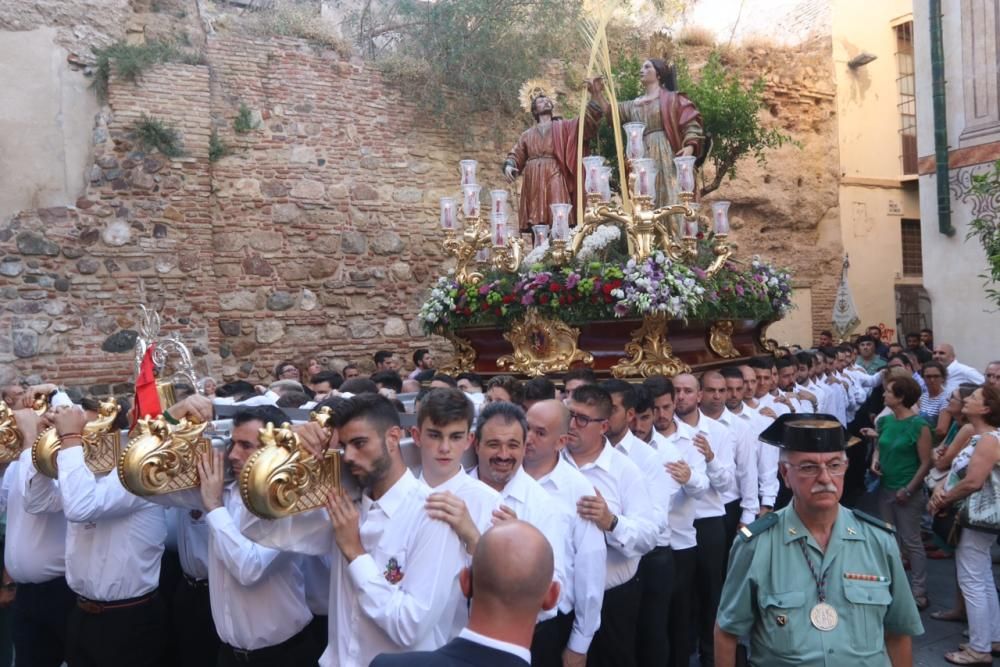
[420,240,793,333]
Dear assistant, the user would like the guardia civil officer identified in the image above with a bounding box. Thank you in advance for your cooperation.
[714,414,923,666]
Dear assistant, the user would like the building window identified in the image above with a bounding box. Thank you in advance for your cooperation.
[901,218,923,277]
[895,21,917,175]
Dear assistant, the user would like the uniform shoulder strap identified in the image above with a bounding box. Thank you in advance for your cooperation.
[852,509,896,533]
[738,512,779,541]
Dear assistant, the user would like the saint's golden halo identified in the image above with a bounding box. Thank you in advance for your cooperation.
[518,78,557,114]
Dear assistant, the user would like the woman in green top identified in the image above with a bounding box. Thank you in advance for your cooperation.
[869,374,933,609]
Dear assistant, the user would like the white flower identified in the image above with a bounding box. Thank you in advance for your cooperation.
[575,224,622,264]
[520,242,550,270]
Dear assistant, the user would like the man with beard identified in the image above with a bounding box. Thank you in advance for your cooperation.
[469,401,574,667]
[671,373,735,667]
[523,400,607,667]
[715,414,922,666]
[562,385,658,667]
[240,394,465,667]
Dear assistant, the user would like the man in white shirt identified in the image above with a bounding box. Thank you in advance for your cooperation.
[34,404,171,667]
[144,402,320,666]
[600,380,677,667]
[171,506,220,667]
[562,385,658,667]
[935,343,986,392]
[371,520,561,667]
[408,348,435,380]
[412,388,500,641]
[523,400,607,667]
[469,401,575,666]
[1,406,74,667]
[734,366,779,515]
[240,393,465,667]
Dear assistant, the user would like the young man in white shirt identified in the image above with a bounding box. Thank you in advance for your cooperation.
[412,388,500,641]
[562,385,658,667]
[34,403,173,667]
[241,393,465,667]
[470,401,575,667]
[735,366,779,515]
[523,400,607,667]
[143,401,320,666]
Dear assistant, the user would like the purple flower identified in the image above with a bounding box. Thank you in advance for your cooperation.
[566,273,580,289]
[735,284,745,297]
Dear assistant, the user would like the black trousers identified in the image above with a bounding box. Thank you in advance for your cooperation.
[173,576,220,667]
[723,499,742,559]
[586,575,641,667]
[12,577,75,667]
[306,615,328,664]
[66,592,167,667]
[636,546,674,667]
[667,546,697,667]
[217,624,320,667]
[531,610,574,667]
[693,516,726,667]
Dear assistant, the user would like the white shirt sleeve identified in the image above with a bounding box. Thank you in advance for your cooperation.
[57,447,153,522]
[23,464,63,515]
[732,427,759,524]
[605,463,658,558]
[567,516,606,654]
[704,433,735,495]
[0,463,16,515]
[240,507,334,557]
[206,506,285,586]
[346,513,464,647]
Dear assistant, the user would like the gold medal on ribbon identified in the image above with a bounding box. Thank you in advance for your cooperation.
[809,602,838,631]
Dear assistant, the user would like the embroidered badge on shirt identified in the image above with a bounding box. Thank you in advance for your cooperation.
[384,557,404,584]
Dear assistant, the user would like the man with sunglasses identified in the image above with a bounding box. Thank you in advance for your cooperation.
[715,414,923,666]
[561,385,658,667]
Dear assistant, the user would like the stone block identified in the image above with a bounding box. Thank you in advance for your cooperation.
[76,257,101,275]
[383,317,407,337]
[261,181,289,197]
[291,180,325,199]
[101,221,132,247]
[16,232,60,256]
[219,319,241,337]
[231,340,257,357]
[248,231,283,252]
[390,262,412,280]
[0,259,23,277]
[256,320,285,344]
[351,184,379,200]
[12,330,38,358]
[289,146,316,163]
[348,321,377,339]
[214,232,248,252]
[219,290,257,311]
[341,231,367,254]
[233,178,262,197]
[300,289,318,311]
[272,203,301,224]
[371,231,404,255]
[101,329,139,353]
[266,291,295,311]
[130,171,156,190]
[242,254,274,277]
[392,188,423,203]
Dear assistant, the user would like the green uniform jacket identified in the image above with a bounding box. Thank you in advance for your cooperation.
[717,504,924,666]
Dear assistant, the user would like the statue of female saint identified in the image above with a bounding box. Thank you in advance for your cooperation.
[594,59,705,206]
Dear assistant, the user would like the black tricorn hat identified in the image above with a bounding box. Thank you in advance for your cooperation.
[759,413,846,452]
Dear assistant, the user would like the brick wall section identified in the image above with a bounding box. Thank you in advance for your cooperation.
[0,34,841,392]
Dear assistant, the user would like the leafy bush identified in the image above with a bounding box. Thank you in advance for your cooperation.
[93,40,204,100]
[233,103,258,134]
[132,114,184,158]
[239,2,350,54]
[209,130,230,162]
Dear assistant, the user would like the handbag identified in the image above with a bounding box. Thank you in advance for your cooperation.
[956,455,1000,534]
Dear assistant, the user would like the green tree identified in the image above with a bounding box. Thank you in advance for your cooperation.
[967,160,1000,307]
[676,52,794,196]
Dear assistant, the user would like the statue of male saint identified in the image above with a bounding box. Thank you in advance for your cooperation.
[503,89,603,232]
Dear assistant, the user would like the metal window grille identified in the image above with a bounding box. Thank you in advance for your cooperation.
[895,21,918,175]
[900,218,923,277]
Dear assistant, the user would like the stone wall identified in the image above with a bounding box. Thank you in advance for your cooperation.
[0,26,840,392]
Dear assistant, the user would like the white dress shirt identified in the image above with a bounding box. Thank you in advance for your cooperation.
[681,411,736,520]
[3,451,66,583]
[458,628,531,664]
[946,360,986,393]
[535,456,607,654]
[303,555,332,617]
[733,405,779,508]
[240,468,465,667]
[419,468,500,643]
[650,422,709,550]
[756,393,791,417]
[613,430,676,546]
[151,485,313,650]
[470,466,572,623]
[561,443,658,589]
[175,507,210,580]
[714,409,759,525]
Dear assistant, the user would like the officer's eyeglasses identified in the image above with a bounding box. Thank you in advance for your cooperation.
[569,411,607,428]
[785,461,847,477]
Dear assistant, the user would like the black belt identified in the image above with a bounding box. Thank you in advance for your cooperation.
[225,625,310,663]
[182,573,209,589]
[77,590,158,614]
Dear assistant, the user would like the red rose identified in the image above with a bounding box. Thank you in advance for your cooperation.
[602,283,614,295]
[539,294,550,305]
[502,295,515,304]
[550,283,562,292]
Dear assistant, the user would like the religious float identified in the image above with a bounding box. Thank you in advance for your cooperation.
[420,77,793,379]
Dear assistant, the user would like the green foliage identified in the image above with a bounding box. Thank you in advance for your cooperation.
[233,103,258,134]
[132,114,184,158]
[676,52,795,195]
[350,0,584,123]
[209,130,230,162]
[93,40,204,100]
[967,160,1000,307]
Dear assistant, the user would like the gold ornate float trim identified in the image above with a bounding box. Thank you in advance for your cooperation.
[708,320,740,359]
[240,408,342,520]
[438,329,477,375]
[0,401,23,464]
[32,399,124,478]
[118,415,209,496]
[611,314,692,378]
[497,310,594,377]
[758,320,778,353]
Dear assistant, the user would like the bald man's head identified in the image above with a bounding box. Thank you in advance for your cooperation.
[524,400,570,468]
[529,399,570,434]
[933,343,956,365]
[462,520,557,615]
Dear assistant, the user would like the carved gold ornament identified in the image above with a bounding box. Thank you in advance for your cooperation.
[611,314,692,378]
[708,320,740,359]
[32,399,124,478]
[240,408,342,520]
[118,416,209,496]
[497,310,594,376]
[438,329,477,374]
[0,401,23,464]
[758,321,778,353]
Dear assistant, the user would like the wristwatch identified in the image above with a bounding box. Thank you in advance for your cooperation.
[607,515,619,533]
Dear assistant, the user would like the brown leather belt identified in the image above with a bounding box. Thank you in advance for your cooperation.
[77,590,157,614]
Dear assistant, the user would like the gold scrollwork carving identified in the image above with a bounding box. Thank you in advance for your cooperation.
[240,409,341,520]
[82,399,123,474]
[497,310,594,377]
[0,401,23,464]
[708,320,740,359]
[611,314,691,378]
[118,416,209,496]
[438,329,477,375]
[758,321,778,353]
